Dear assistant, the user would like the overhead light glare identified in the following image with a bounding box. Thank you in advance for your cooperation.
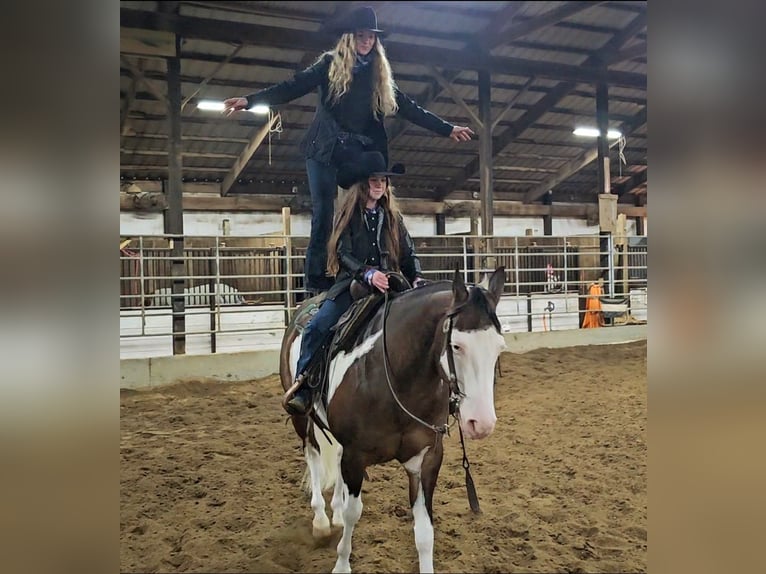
[197,100,225,111]
[573,127,622,139]
[249,104,270,115]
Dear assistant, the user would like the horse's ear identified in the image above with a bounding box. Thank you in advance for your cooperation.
[487,266,506,302]
[478,272,490,290]
[452,269,469,305]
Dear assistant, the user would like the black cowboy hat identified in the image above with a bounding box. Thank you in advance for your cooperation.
[337,151,404,190]
[332,6,387,37]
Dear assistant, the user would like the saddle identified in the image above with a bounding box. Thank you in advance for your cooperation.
[330,271,411,356]
[300,272,412,409]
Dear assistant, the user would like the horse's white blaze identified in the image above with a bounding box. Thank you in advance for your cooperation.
[327,329,382,405]
[441,326,506,439]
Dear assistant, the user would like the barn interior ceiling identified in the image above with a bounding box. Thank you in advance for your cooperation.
[120,1,647,210]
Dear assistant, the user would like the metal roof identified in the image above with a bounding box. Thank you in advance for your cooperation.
[120,1,647,204]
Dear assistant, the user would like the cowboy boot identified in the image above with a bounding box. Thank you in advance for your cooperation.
[282,373,313,416]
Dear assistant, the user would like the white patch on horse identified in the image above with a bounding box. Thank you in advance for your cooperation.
[403,446,431,474]
[305,442,331,538]
[440,325,506,439]
[412,485,434,573]
[326,329,383,405]
[289,333,303,381]
[403,447,435,573]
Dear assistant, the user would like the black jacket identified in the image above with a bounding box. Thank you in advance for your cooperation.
[325,207,423,300]
[245,53,454,166]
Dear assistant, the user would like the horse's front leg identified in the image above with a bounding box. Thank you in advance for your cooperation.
[304,428,331,538]
[330,445,345,528]
[404,439,444,574]
[333,453,365,574]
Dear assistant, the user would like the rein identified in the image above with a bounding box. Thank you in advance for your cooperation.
[380,289,482,513]
[381,291,449,435]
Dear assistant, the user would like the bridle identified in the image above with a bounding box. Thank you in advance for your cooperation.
[380,288,486,512]
[442,309,466,418]
[380,289,468,435]
[381,290,451,435]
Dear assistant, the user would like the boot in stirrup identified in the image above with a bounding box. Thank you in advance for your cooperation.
[282,373,312,416]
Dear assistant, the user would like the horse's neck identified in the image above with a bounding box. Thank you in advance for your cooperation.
[386,290,452,375]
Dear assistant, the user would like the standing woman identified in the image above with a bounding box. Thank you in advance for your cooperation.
[282,151,426,416]
[223,6,473,295]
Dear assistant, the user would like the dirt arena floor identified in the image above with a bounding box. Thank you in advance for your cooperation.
[120,340,646,573]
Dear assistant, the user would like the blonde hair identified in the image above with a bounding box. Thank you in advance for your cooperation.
[326,180,402,276]
[325,33,398,119]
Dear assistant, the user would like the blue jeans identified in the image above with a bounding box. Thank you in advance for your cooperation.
[304,158,337,292]
[296,289,353,377]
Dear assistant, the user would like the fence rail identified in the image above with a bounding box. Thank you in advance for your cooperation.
[120,233,647,358]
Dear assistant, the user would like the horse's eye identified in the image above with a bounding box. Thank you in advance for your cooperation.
[451,344,461,352]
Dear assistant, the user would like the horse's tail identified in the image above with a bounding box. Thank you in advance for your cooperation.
[301,422,340,494]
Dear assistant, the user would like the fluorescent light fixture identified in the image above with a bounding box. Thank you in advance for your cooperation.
[573,127,622,139]
[197,100,225,111]
[249,104,270,115]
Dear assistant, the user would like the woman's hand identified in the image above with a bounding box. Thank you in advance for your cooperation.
[449,125,474,142]
[370,270,390,293]
[223,97,248,116]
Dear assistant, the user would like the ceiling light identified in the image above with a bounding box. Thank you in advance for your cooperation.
[573,127,622,139]
[249,104,270,115]
[197,100,225,111]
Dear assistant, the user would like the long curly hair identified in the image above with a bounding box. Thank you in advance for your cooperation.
[326,179,402,276]
[325,33,398,119]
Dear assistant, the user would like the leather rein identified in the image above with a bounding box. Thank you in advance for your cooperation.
[380,289,482,513]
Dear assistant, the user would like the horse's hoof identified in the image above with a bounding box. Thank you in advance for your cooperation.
[312,525,332,538]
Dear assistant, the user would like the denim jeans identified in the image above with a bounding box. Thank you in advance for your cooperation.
[304,158,337,292]
[296,289,353,377]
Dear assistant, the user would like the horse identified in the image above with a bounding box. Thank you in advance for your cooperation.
[278,267,507,573]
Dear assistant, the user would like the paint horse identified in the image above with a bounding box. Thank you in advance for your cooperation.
[278,268,507,573]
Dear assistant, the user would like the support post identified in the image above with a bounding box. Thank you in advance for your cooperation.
[282,206,294,322]
[163,35,185,355]
[596,81,612,290]
[478,69,493,238]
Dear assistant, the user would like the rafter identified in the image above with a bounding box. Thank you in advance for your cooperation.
[220,114,280,196]
[432,10,648,201]
[605,41,647,65]
[501,1,609,46]
[120,56,168,107]
[523,107,646,202]
[426,66,483,128]
[120,73,138,135]
[388,2,524,146]
[614,167,647,195]
[181,43,244,111]
[119,9,646,88]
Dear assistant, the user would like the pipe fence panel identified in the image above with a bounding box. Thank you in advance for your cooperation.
[120,233,647,358]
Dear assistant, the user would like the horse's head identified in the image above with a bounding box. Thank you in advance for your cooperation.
[442,267,507,440]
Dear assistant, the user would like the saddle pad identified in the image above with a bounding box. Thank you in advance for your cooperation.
[330,293,387,357]
[294,292,327,333]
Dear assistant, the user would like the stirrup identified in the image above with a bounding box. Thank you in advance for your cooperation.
[282,375,311,416]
